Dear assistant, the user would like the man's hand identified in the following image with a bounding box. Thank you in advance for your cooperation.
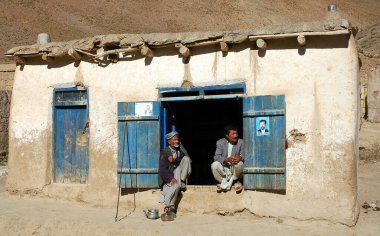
[223,157,232,164]
[168,156,175,163]
[170,178,177,186]
[228,155,242,165]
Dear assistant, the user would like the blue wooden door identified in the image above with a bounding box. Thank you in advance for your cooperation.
[117,102,160,188]
[54,89,89,183]
[243,95,286,190]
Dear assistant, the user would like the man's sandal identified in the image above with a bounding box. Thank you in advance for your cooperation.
[234,182,243,193]
[216,184,223,193]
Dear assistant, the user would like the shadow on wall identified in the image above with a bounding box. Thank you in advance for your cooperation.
[0,90,11,164]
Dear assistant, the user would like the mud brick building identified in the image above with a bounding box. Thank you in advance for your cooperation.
[5,19,359,225]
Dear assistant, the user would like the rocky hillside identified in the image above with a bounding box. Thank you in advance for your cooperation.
[0,0,379,62]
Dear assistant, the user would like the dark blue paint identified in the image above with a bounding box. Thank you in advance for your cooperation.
[117,102,160,188]
[162,107,167,148]
[243,95,286,190]
[160,94,245,102]
[159,83,246,93]
[54,88,89,184]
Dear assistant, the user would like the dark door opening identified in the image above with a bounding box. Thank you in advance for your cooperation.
[163,98,243,185]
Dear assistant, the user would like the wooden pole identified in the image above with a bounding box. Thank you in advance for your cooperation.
[141,46,154,58]
[220,42,229,52]
[297,35,306,46]
[179,46,190,57]
[256,39,267,50]
[68,48,82,60]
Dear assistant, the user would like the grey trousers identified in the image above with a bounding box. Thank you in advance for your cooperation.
[211,161,244,183]
[160,156,191,207]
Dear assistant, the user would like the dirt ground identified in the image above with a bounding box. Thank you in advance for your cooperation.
[0,162,379,235]
[0,122,379,236]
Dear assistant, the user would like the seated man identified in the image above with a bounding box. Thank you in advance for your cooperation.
[159,131,192,215]
[211,124,244,193]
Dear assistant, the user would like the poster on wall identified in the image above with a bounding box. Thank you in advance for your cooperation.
[135,102,153,116]
[256,117,270,136]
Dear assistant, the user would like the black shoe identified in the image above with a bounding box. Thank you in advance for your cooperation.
[180,180,187,192]
[169,206,177,218]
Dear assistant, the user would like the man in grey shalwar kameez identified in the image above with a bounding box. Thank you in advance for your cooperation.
[159,131,191,215]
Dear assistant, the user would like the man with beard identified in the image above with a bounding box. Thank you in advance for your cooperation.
[257,119,269,135]
[159,131,192,215]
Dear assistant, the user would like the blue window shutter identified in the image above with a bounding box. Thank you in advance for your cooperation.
[243,95,286,190]
[117,102,160,188]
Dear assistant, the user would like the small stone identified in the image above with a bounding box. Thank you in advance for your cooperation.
[362,202,371,209]
[369,203,377,208]
[218,211,226,216]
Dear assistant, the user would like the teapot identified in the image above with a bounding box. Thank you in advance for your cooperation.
[143,209,159,220]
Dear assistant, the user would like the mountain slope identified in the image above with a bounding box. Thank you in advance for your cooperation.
[1,0,379,63]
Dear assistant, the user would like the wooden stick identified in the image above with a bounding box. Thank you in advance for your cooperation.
[297,35,306,46]
[95,48,139,59]
[256,39,267,50]
[249,29,350,41]
[179,46,191,57]
[68,48,82,60]
[176,41,221,48]
[220,42,229,52]
[75,49,97,57]
[140,46,154,58]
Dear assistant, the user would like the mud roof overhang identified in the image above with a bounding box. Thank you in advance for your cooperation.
[4,19,352,63]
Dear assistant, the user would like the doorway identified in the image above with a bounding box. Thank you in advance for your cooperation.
[53,88,89,184]
[162,99,243,185]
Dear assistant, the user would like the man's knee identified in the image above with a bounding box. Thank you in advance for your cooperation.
[182,156,191,164]
[234,161,244,178]
[167,182,180,192]
[235,161,244,170]
[173,183,181,190]
[211,161,223,171]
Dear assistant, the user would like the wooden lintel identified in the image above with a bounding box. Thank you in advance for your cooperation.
[68,48,82,60]
[140,46,154,58]
[256,39,267,50]
[179,46,191,57]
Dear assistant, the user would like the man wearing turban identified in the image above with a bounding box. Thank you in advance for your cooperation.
[159,131,192,215]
